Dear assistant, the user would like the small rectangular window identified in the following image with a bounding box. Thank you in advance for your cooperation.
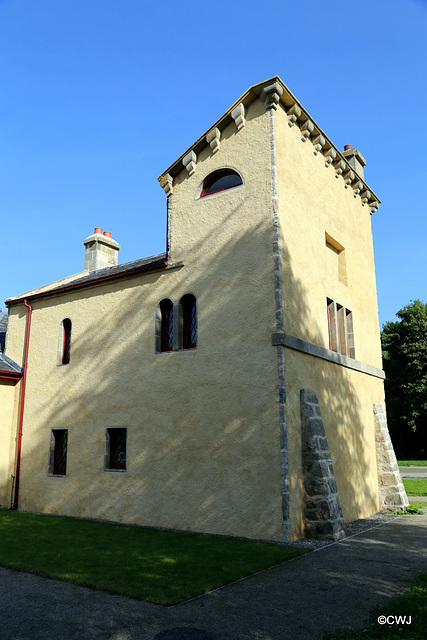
[48,429,68,476]
[105,428,127,471]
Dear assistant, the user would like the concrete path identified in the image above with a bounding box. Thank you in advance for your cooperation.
[1,514,426,640]
[399,465,427,479]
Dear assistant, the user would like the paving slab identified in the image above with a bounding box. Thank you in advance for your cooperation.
[0,513,426,640]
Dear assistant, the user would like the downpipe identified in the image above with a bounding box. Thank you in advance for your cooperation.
[12,299,32,510]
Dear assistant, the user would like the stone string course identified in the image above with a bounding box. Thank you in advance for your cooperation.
[374,404,409,511]
[300,388,345,541]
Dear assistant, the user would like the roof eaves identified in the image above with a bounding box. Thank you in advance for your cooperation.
[158,75,380,212]
[0,352,23,375]
[6,253,173,307]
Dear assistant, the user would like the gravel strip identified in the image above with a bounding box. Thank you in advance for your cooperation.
[289,512,398,550]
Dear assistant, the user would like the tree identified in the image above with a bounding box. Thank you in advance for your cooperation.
[381,300,427,458]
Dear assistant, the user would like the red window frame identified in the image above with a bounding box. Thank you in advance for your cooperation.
[200,169,242,198]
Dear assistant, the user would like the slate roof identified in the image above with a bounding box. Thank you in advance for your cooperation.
[6,253,168,306]
[0,352,22,375]
[0,312,8,353]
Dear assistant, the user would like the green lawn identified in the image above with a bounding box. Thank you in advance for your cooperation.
[409,500,427,509]
[402,478,427,496]
[0,511,309,605]
[323,572,427,639]
[398,460,427,467]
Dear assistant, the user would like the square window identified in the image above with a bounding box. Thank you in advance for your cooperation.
[48,429,68,476]
[105,428,127,471]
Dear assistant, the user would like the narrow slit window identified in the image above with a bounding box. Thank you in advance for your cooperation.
[57,318,72,365]
[160,299,173,352]
[181,294,197,349]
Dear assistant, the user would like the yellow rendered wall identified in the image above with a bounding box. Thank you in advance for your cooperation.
[5,99,284,541]
[0,378,20,508]
[275,104,382,366]
[275,104,383,539]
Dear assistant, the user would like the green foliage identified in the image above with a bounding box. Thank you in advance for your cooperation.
[0,511,309,605]
[398,460,427,466]
[391,505,423,515]
[381,300,427,458]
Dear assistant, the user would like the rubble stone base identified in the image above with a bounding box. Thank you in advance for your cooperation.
[300,389,345,540]
[374,404,409,511]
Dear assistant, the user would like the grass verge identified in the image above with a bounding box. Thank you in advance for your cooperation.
[398,461,427,467]
[402,478,427,496]
[0,511,309,605]
[323,572,427,639]
[409,500,427,509]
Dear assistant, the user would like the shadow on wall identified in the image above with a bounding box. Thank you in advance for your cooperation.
[282,239,378,531]
[8,198,377,539]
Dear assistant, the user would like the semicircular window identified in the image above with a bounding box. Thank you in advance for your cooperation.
[200,169,242,198]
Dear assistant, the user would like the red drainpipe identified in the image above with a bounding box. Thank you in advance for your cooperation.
[12,299,33,510]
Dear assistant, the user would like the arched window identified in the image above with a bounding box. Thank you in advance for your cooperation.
[180,294,197,349]
[57,318,72,366]
[200,169,242,198]
[160,299,173,352]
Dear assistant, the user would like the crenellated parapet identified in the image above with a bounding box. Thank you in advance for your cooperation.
[157,76,381,213]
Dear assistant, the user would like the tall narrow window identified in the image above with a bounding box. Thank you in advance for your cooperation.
[160,299,173,352]
[327,299,338,353]
[48,429,68,476]
[57,318,72,365]
[105,428,127,471]
[327,298,355,358]
[181,294,197,349]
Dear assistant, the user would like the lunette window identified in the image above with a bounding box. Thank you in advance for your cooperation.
[48,429,68,476]
[105,427,127,471]
[200,169,242,198]
[327,298,355,359]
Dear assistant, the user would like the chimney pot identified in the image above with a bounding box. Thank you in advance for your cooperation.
[83,230,120,271]
[342,145,366,180]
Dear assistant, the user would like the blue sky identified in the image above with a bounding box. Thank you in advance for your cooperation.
[1,0,426,326]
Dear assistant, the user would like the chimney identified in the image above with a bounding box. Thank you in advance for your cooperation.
[83,228,120,271]
[342,144,366,181]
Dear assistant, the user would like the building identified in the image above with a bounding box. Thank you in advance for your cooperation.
[0,77,407,541]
